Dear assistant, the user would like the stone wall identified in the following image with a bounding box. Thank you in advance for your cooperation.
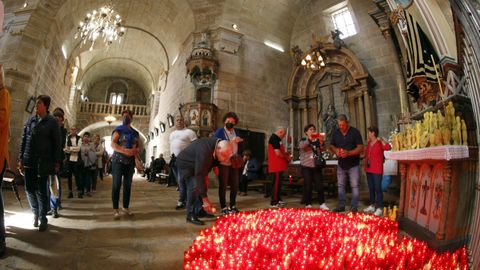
[87,77,147,105]
[1,2,73,163]
[291,0,405,138]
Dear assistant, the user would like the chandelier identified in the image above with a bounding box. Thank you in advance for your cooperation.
[74,5,125,50]
[301,49,326,71]
[104,115,116,125]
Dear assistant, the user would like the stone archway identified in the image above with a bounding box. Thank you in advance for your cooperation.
[285,43,371,146]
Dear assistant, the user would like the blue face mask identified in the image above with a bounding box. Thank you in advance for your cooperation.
[123,117,131,125]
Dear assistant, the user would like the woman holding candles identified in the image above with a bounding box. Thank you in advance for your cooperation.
[299,124,329,210]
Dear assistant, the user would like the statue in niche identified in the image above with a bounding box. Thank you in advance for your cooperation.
[323,104,338,143]
[202,110,211,127]
[331,29,345,49]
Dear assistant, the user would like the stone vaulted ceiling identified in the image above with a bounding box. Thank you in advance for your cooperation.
[42,0,308,98]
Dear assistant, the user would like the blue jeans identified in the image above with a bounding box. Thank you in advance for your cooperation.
[172,165,186,203]
[24,167,49,224]
[0,160,6,243]
[48,174,61,211]
[337,165,360,209]
[367,173,383,208]
[111,161,134,209]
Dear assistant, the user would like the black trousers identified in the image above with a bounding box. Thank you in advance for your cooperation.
[270,171,283,205]
[301,166,325,205]
[218,165,239,209]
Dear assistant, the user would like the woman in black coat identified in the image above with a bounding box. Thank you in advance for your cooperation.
[18,95,61,231]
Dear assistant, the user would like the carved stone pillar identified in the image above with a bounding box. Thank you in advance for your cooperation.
[436,163,452,240]
[398,163,407,217]
[362,87,372,130]
[356,93,366,138]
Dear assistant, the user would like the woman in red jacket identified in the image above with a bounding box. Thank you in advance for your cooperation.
[363,126,391,216]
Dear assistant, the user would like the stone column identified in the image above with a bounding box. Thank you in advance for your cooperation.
[362,85,372,130]
[356,92,366,139]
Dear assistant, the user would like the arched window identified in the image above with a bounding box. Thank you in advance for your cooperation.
[107,81,128,104]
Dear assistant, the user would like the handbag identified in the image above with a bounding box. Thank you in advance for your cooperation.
[314,154,326,168]
[230,154,245,169]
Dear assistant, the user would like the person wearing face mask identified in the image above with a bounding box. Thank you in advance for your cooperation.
[110,109,140,218]
[176,138,234,225]
[214,112,244,215]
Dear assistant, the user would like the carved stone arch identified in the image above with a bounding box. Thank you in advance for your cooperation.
[286,43,372,149]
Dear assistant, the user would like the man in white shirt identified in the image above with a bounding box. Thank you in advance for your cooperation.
[64,127,81,198]
[169,115,197,209]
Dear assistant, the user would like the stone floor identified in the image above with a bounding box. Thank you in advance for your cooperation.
[0,175,399,270]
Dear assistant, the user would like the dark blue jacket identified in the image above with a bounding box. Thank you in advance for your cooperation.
[19,114,61,175]
[214,127,243,155]
[243,157,260,181]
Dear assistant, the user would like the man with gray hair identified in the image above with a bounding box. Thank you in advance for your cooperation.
[329,114,364,213]
[176,138,233,225]
[267,126,291,208]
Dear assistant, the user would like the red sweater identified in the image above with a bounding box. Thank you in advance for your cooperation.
[364,140,391,174]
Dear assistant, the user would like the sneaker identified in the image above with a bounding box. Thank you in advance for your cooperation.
[46,210,53,216]
[363,205,375,214]
[86,192,92,197]
[221,207,231,215]
[305,204,313,209]
[374,208,383,217]
[278,200,286,205]
[332,206,346,213]
[350,207,358,213]
[38,222,48,232]
[33,216,39,228]
[319,203,330,211]
[175,201,185,210]
[113,210,120,219]
[230,206,239,213]
[269,204,280,208]
[122,208,134,216]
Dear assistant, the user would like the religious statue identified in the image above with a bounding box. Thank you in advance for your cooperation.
[455,116,462,145]
[434,128,443,146]
[323,104,337,143]
[331,29,345,49]
[415,122,422,149]
[442,126,451,145]
[290,45,303,65]
[461,119,468,146]
[445,101,455,129]
[420,130,430,148]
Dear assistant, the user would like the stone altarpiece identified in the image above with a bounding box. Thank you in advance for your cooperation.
[285,42,372,156]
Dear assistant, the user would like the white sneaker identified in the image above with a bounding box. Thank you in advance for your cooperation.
[374,208,383,217]
[305,204,312,209]
[319,203,330,211]
[122,208,134,216]
[270,204,279,208]
[113,210,120,219]
[363,205,375,214]
[278,200,286,205]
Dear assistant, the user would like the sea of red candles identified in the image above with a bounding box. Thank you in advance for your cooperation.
[184,208,469,269]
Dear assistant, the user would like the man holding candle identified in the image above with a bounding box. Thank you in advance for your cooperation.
[329,114,364,213]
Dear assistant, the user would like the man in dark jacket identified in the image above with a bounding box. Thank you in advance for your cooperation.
[176,138,233,225]
[18,95,61,231]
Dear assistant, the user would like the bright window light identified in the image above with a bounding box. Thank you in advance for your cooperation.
[172,55,178,66]
[264,41,284,52]
[331,7,357,39]
[61,45,67,59]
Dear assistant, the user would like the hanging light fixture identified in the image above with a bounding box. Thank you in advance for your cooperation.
[74,5,125,50]
[301,49,326,71]
[104,115,116,125]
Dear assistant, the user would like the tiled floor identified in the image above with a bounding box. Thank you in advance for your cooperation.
[0,175,399,269]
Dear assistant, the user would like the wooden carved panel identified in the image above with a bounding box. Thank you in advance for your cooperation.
[428,163,445,233]
[417,164,432,227]
[406,163,420,221]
